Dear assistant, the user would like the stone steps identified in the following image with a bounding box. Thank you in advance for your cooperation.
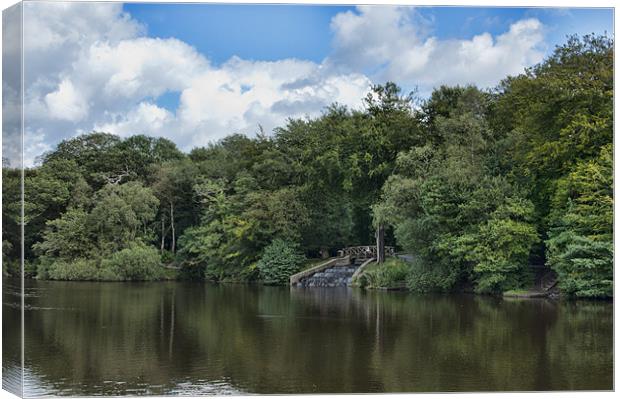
[296,259,365,288]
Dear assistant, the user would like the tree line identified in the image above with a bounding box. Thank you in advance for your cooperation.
[2,35,613,297]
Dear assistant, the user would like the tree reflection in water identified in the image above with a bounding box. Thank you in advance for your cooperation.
[2,280,612,396]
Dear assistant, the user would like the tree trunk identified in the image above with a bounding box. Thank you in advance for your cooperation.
[160,218,165,254]
[376,223,385,264]
[170,202,176,253]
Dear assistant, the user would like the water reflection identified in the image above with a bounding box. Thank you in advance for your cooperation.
[4,280,613,395]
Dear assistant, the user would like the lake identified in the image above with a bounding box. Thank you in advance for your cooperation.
[2,279,613,395]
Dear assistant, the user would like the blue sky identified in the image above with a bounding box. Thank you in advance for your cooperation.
[123,4,351,64]
[121,4,613,111]
[12,2,615,166]
[124,4,613,65]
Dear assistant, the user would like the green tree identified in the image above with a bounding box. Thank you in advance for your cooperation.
[23,158,84,260]
[257,239,306,285]
[492,35,613,230]
[7,34,612,291]
[152,159,200,254]
[546,145,613,297]
[100,243,163,281]
[2,166,21,274]
[374,87,539,293]
[115,135,184,182]
[454,198,539,294]
[90,182,159,252]
[178,178,244,280]
[33,207,93,261]
[41,132,123,188]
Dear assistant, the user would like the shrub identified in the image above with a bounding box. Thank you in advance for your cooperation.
[100,243,163,281]
[257,239,305,285]
[406,260,459,293]
[362,259,410,289]
[46,258,100,281]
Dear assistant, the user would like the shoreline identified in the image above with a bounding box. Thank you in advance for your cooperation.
[7,277,614,301]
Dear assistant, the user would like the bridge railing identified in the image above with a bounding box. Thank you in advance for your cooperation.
[337,246,395,259]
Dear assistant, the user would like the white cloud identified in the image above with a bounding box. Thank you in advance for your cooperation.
[81,37,209,100]
[44,79,89,121]
[329,6,546,91]
[177,57,369,131]
[98,58,371,149]
[330,6,428,72]
[24,130,52,167]
[14,3,549,167]
[94,102,174,138]
[24,2,141,48]
[23,2,143,80]
[20,3,371,161]
[2,127,52,168]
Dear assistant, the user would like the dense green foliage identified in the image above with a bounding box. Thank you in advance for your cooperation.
[407,259,458,294]
[43,258,100,281]
[374,90,540,294]
[31,180,162,281]
[546,144,613,297]
[99,243,163,281]
[2,35,612,296]
[257,239,306,285]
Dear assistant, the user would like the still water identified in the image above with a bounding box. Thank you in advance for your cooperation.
[2,279,613,395]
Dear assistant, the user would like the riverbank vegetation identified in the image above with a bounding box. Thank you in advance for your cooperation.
[355,259,410,290]
[2,35,613,297]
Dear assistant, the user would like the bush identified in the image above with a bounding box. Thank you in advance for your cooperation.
[406,260,460,293]
[100,243,163,281]
[46,258,101,281]
[362,259,410,289]
[257,239,306,285]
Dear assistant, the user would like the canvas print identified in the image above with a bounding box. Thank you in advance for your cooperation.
[1,1,614,396]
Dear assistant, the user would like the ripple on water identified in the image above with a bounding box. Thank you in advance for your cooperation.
[2,365,23,397]
[165,379,244,396]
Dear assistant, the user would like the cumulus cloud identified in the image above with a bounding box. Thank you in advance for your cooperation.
[13,3,549,166]
[19,2,371,165]
[94,102,174,138]
[330,6,428,72]
[44,79,89,121]
[23,2,143,80]
[79,37,209,100]
[96,57,371,149]
[329,6,546,90]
